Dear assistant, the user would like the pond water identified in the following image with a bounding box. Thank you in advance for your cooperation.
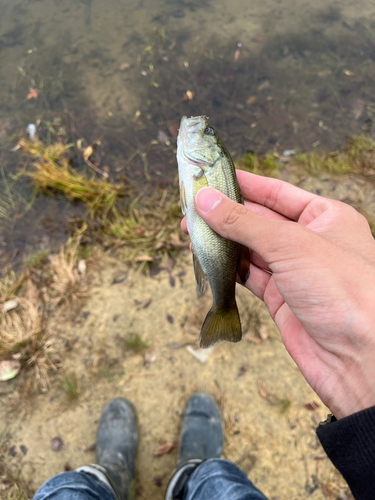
[0,0,374,266]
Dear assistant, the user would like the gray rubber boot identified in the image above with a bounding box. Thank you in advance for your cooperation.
[166,392,223,499]
[96,398,137,500]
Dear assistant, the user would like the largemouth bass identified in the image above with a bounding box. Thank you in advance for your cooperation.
[177,115,243,349]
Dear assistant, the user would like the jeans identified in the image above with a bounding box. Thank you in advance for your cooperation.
[34,459,269,500]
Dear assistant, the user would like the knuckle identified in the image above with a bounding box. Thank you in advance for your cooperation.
[222,203,248,228]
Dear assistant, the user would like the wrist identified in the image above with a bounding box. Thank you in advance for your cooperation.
[330,296,375,419]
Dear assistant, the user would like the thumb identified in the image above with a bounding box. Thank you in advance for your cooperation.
[194,187,310,264]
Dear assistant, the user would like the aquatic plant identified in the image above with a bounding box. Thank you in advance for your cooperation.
[0,167,34,233]
[106,190,186,271]
[16,139,187,271]
[294,151,353,175]
[235,153,280,178]
[294,134,375,177]
[16,140,129,218]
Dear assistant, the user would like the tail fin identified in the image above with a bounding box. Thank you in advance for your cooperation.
[199,303,242,349]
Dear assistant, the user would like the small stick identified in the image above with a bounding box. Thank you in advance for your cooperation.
[79,153,109,178]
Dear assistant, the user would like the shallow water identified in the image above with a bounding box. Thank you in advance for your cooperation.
[0,0,374,264]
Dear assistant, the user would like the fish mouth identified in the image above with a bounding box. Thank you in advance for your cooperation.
[177,115,212,167]
[180,115,208,135]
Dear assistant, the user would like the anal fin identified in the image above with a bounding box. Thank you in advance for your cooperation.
[237,245,250,285]
[192,247,207,294]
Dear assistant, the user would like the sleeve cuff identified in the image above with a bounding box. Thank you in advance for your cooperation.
[316,405,375,499]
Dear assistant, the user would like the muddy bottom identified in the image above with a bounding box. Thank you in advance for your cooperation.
[0,250,351,499]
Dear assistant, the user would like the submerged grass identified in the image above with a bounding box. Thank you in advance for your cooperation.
[235,134,375,179]
[16,140,130,218]
[235,153,280,178]
[294,134,375,176]
[0,167,34,233]
[17,138,188,271]
[107,190,186,271]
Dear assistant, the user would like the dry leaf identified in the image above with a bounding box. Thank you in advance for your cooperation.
[182,90,194,101]
[320,482,333,497]
[135,255,153,262]
[83,146,93,161]
[259,325,268,340]
[154,442,174,456]
[2,299,18,312]
[78,259,86,276]
[0,360,21,381]
[244,333,262,344]
[165,342,184,350]
[252,33,265,42]
[134,298,152,310]
[27,88,38,100]
[257,378,268,399]
[246,95,257,105]
[313,453,327,460]
[305,402,320,411]
[166,119,179,139]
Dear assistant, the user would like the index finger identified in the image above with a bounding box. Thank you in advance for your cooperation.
[236,170,317,222]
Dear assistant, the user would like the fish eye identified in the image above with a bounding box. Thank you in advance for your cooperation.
[204,127,215,136]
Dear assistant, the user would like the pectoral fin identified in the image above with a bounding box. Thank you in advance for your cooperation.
[180,181,188,216]
[192,247,207,294]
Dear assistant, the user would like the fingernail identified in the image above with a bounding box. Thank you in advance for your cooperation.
[195,188,222,213]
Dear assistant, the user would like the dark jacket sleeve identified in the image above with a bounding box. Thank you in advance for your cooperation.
[316,405,375,499]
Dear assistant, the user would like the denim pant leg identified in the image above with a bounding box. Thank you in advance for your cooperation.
[33,471,117,500]
[183,459,269,500]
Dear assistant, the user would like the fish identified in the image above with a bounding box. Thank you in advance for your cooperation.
[177,115,244,349]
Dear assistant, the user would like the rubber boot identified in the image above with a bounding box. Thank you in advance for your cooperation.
[95,398,137,500]
[166,392,223,499]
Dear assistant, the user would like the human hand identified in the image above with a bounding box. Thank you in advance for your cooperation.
[181,170,375,419]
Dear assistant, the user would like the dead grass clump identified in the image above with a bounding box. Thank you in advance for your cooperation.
[0,283,55,390]
[0,241,90,389]
[46,245,88,312]
[16,140,129,218]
